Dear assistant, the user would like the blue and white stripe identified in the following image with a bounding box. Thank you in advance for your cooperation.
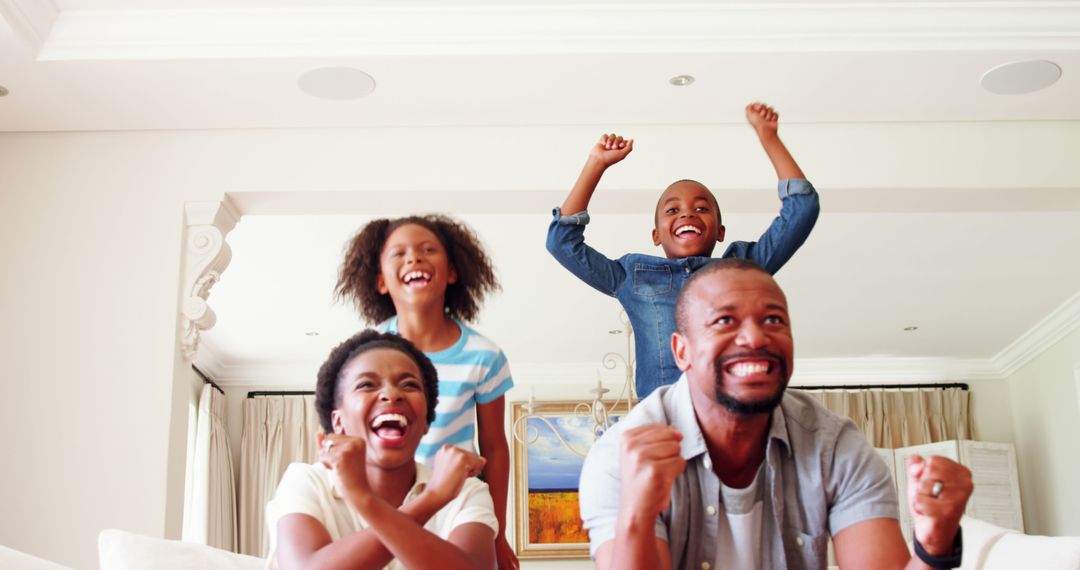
[379,318,514,467]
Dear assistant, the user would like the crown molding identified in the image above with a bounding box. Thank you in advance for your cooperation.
[179,198,240,360]
[0,0,58,50]
[210,361,320,388]
[192,339,226,381]
[992,289,1080,377]
[37,2,1080,61]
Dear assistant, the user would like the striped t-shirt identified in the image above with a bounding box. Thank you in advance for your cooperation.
[379,317,514,467]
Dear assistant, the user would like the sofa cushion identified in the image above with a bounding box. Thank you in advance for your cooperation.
[983,532,1080,570]
[98,530,264,570]
[0,545,76,570]
[959,515,1016,570]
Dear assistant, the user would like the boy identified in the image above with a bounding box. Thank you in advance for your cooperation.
[545,102,819,399]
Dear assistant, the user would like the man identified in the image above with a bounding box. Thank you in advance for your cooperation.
[579,258,972,569]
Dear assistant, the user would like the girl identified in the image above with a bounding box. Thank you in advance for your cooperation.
[336,215,517,570]
[267,330,496,570]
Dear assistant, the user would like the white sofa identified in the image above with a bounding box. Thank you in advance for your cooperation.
[1,518,1078,569]
[97,529,263,570]
[0,545,75,570]
[960,516,1080,570]
[0,531,262,570]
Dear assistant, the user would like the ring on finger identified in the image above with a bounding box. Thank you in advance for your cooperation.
[323,439,334,453]
[930,480,944,498]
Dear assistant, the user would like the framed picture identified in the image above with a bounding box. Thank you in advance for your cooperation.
[510,400,626,560]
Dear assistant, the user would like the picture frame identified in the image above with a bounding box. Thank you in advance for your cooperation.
[510,400,626,560]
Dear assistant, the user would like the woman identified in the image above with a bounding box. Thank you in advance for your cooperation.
[266,330,497,570]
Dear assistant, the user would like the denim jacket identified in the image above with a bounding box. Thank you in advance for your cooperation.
[545,179,819,399]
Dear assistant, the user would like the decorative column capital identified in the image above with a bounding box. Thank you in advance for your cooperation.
[180,197,240,360]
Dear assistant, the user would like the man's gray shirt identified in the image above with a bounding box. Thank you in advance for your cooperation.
[579,377,899,569]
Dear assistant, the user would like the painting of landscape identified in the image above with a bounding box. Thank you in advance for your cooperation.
[512,401,624,559]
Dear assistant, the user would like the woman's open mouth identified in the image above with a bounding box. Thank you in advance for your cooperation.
[370,412,410,447]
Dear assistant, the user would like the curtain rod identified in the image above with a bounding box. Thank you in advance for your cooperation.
[191,365,224,396]
[247,390,315,399]
[792,382,968,391]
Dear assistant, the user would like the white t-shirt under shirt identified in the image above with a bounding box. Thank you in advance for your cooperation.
[379,317,514,466]
[715,464,766,570]
[264,461,498,570]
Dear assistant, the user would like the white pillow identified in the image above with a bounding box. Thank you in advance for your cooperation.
[984,533,1080,570]
[0,544,75,570]
[98,530,264,570]
[959,515,1016,570]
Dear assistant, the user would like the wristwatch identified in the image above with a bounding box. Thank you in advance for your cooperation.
[913,527,963,569]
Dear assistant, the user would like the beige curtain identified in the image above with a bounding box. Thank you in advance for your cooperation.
[182,384,237,551]
[238,395,320,557]
[800,387,972,448]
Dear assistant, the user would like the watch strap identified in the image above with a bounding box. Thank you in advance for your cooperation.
[913,526,963,569]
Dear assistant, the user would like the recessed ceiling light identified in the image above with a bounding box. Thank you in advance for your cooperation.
[0,86,8,97]
[903,326,919,332]
[297,67,376,100]
[980,60,1061,95]
[305,331,320,337]
[669,75,695,87]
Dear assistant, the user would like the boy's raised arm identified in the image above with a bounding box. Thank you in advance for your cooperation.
[560,134,634,215]
[746,102,806,181]
[729,102,818,274]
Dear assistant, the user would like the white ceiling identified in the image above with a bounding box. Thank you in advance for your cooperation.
[3,1,1080,131]
[3,0,1080,386]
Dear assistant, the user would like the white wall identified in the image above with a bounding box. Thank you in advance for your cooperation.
[1006,326,1080,536]
[0,132,218,567]
[969,377,1016,444]
[0,121,1076,567]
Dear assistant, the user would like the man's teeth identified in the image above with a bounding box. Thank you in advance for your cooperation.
[675,225,702,236]
[371,413,409,429]
[402,271,431,284]
[726,362,771,376]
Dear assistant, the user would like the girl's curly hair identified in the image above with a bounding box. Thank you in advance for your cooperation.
[335,215,499,324]
[315,329,439,434]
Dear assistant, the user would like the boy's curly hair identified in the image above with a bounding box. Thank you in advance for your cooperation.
[336,215,499,324]
[315,329,439,434]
